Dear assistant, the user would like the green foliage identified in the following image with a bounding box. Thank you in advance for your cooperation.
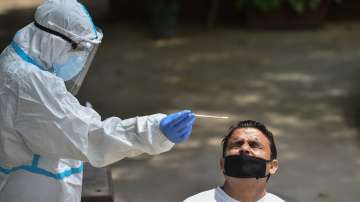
[236,0,327,13]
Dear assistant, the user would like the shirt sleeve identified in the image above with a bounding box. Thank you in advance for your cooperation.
[13,69,174,167]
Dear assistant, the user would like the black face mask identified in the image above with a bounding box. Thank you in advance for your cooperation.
[223,155,272,179]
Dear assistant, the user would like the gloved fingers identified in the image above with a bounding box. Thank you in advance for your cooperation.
[176,116,196,134]
[160,110,195,144]
[179,126,192,141]
[173,112,195,128]
[160,111,186,128]
[170,110,192,127]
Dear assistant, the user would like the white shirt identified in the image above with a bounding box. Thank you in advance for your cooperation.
[184,186,285,202]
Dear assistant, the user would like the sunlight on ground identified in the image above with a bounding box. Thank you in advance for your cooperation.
[206,137,222,146]
[329,128,357,139]
[247,80,267,87]
[233,93,262,106]
[175,140,201,149]
[320,114,343,123]
[327,88,348,97]
[152,37,187,48]
[267,127,285,137]
[112,168,140,181]
[280,151,303,160]
[263,72,316,83]
[308,50,339,59]
[265,112,317,128]
[163,75,181,84]
[301,88,348,99]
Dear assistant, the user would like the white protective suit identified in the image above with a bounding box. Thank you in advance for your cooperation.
[0,0,174,202]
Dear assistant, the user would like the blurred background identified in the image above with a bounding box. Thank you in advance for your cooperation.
[1,0,360,201]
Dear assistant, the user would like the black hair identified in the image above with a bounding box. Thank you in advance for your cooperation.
[221,120,277,160]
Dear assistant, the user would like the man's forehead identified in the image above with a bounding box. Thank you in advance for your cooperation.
[229,128,267,142]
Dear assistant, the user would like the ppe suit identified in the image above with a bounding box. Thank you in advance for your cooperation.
[0,0,176,201]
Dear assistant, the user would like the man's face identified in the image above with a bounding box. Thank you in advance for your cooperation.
[221,127,278,176]
[225,128,271,160]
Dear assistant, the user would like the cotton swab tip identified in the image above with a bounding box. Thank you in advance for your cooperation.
[194,114,229,119]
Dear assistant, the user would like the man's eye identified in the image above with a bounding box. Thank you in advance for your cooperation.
[249,142,261,148]
[228,145,239,149]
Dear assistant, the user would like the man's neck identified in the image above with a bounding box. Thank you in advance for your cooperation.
[222,178,266,202]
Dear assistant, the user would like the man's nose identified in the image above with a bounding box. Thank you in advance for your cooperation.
[239,144,251,155]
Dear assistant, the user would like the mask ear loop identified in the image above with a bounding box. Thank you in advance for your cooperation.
[265,158,273,182]
[265,174,271,182]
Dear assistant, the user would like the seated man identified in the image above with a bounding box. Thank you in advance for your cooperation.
[184,120,285,202]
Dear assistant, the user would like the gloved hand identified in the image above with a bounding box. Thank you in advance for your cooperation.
[160,110,196,144]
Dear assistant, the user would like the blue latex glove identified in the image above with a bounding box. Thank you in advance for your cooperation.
[160,110,196,144]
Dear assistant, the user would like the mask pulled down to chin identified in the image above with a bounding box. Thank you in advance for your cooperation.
[223,154,272,179]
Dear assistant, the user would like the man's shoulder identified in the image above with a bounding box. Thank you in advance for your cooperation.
[183,188,217,202]
[263,192,286,202]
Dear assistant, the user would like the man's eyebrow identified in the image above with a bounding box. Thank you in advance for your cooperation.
[229,139,244,145]
[251,137,261,143]
[250,139,264,146]
[229,137,265,147]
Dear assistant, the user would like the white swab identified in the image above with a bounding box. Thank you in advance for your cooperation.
[194,114,229,119]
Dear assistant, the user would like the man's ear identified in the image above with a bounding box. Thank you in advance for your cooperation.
[269,159,279,175]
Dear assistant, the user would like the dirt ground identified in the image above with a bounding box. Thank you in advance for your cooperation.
[1,4,360,202]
